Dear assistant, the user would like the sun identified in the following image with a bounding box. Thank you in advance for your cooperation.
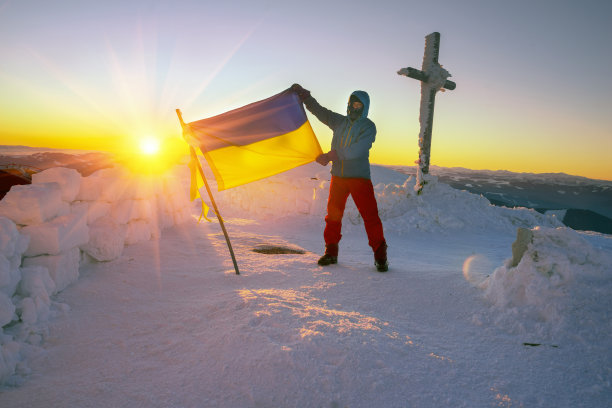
[140,136,161,155]
[115,135,186,175]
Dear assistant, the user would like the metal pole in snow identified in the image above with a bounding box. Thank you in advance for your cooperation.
[176,109,240,275]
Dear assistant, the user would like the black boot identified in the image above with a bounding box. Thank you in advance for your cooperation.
[318,244,338,266]
[374,241,388,272]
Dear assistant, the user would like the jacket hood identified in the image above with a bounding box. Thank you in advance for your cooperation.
[347,90,370,119]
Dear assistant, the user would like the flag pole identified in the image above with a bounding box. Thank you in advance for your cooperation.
[176,109,240,275]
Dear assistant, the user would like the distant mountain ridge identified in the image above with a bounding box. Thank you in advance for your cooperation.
[0,145,100,156]
[0,146,114,177]
[560,209,612,235]
[1,146,610,234]
[388,165,612,234]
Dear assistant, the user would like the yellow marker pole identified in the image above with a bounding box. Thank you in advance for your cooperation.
[176,109,240,275]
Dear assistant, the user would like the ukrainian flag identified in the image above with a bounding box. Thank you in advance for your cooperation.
[184,88,322,191]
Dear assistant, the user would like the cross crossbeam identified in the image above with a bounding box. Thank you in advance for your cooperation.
[398,67,456,91]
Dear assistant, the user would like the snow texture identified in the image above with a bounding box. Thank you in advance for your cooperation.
[0,165,191,386]
[0,183,68,225]
[479,226,612,342]
[0,162,610,407]
[21,213,89,257]
[215,164,561,235]
[32,167,81,202]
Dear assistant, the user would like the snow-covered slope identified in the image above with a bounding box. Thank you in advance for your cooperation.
[0,162,610,407]
[214,163,563,234]
[390,164,612,221]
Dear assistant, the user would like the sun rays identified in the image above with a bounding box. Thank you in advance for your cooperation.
[4,14,263,165]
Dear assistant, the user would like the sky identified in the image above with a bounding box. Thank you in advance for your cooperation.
[1,0,611,180]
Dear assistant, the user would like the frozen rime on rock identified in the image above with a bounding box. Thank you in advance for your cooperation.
[81,216,127,262]
[0,165,191,387]
[479,226,612,342]
[32,167,82,202]
[22,213,89,257]
[22,247,79,294]
[0,183,68,225]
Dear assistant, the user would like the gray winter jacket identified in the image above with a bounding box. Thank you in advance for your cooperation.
[304,90,376,179]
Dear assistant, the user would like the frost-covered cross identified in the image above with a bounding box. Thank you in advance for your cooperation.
[398,32,456,194]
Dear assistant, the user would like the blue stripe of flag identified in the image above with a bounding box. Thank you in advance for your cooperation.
[188,89,308,152]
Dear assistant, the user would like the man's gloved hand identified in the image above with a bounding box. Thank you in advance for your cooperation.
[315,150,339,166]
[291,83,311,102]
[316,153,330,166]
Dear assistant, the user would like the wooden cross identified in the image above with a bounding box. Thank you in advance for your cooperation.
[398,32,455,193]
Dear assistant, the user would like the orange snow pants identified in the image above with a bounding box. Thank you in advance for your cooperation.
[323,176,385,252]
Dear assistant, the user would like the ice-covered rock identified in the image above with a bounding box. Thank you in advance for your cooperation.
[121,176,161,200]
[0,291,15,327]
[16,297,38,325]
[32,167,82,202]
[8,235,29,272]
[22,213,89,256]
[98,168,132,202]
[0,217,20,258]
[0,255,10,289]
[17,266,55,303]
[70,201,111,225]
[0,164,199,389]
[0,255,21,298]
[0,218,28,297]
[22,247,79,293]
[75,173,104,201]
[15,295,51,327]
[81,216,126,262]
[111,199,153,225]
[76,167,128,202]
[480,226,612,342]
[0,337,23,386]
[0,183,69,225]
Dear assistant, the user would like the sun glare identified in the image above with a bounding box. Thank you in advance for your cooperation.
[140,136,161,155]
[115,136,186,175]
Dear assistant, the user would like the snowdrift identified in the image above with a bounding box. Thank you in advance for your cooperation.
[214,163,563,234]
[479,226,612,343]
[0,161,607,389]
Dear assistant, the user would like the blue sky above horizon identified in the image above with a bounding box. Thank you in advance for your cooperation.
[1,0,611,180]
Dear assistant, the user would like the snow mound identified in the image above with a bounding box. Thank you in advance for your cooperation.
[213,163,562,233]
[479,226,612,343]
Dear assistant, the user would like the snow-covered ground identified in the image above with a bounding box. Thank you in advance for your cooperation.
[1,163,611,407]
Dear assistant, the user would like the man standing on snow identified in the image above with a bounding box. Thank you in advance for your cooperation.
[291,84,388,272]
